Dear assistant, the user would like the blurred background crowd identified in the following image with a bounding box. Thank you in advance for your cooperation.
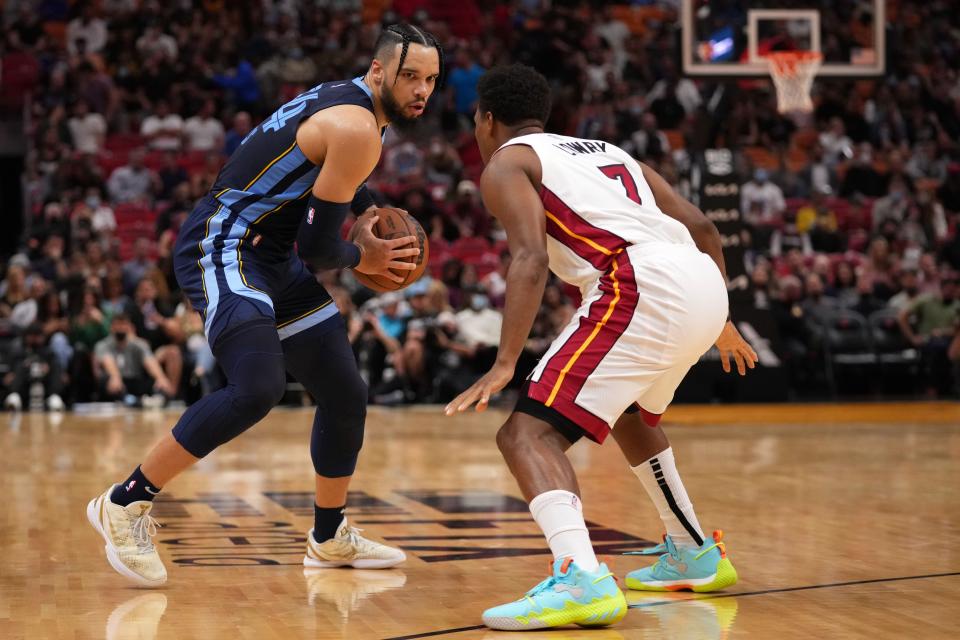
[1,0,958,411]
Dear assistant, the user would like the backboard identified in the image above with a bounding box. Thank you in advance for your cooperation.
[681,0,885,77]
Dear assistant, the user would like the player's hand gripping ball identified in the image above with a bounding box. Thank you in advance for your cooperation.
[349,207,429,292]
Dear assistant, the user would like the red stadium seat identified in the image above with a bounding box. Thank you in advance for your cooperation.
[143,151,166,171]
[451,237,491,261]
[97,153,128,176]
[429,238,450,254]
[785,197,806,213]
[103,134,146,153]
[475,263,497,279]
[114,203,155,221]
[180,150,210,174]
[456,138,483,172]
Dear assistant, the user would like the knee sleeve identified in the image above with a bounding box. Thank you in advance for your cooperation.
[282,318,368,477]
[172,320,286,458]
[310,369,367,477]
[230,356,286,418]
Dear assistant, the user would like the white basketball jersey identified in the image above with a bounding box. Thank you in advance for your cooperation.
[499,133,695,290]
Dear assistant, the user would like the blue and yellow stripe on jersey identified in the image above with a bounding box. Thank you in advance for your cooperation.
[192,77,377,339]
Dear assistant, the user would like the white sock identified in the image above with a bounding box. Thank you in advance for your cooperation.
[529,489,599,572]
[631,447,705,550]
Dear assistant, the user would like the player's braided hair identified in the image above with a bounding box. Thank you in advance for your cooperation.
[373,23,445,88]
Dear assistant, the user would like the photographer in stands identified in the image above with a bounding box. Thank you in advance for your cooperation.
[93,313,174,406]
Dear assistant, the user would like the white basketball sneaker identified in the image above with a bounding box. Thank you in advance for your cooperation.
[87,485,167,587]
[46,394,65,412]
[303,517,406,569]
[4,392,22,411]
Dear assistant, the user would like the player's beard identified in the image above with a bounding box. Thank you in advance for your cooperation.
[380,83,422,133]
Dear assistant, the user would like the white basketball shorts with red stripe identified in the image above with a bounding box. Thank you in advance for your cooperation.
[525,242,728,443]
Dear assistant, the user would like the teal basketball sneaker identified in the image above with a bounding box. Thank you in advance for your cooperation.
[625,530,738,592]
[481,558,628,631]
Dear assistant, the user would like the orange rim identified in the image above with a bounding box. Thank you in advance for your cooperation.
[765,51,823,77]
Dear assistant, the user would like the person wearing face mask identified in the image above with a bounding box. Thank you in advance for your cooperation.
[872,177,913,230]
[278,46,318,86]
[93,313,175,403]
[2,323,65,412]
[455,290,503,357]
[428,295,500,403]
[83,187,116,234]
[740,168,786,250]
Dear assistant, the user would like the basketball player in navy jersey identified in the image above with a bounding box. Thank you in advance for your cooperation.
[87,24,443,586]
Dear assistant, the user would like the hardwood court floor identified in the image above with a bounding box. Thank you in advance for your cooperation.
[2,402,959,639]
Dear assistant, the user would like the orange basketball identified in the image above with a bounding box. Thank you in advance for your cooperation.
[348,207,429,292]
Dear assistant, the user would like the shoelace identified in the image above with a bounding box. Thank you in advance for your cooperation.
[654,536,723,572]
[524,559,575,605]
[652,535,682,572]
[526,575,557,597]
[523,566,615,606]
[523,576,557,607]
[592,571,615,585]
[343,526,377,552]
[624,541,667,556]
[130,512,160,554]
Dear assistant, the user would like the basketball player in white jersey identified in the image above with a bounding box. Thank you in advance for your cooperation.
[445,64,758,631]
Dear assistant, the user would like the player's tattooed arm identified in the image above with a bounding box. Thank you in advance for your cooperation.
[445,145,548,414]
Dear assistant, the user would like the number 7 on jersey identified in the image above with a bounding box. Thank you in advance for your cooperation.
[598,164,642,205]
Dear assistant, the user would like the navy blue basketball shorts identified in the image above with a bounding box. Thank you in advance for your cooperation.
[174,195,339,347]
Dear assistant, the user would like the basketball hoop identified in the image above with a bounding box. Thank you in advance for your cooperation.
[765,51,822,114]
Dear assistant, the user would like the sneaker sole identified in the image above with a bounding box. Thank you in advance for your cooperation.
[86,495,167,588]
[483,593,628,631]
[302,554,406,569]
[625,558,738,593]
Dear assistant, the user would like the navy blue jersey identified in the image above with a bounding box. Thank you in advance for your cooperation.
[207,77,381,249]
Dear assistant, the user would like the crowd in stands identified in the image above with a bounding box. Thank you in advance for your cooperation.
[1,0,959,411]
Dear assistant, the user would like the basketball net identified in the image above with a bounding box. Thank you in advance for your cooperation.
[765,51,822,114]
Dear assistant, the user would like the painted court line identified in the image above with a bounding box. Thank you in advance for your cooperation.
[382,571,960,640]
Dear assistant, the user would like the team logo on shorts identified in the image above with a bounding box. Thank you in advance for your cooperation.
[307,207,315,224]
